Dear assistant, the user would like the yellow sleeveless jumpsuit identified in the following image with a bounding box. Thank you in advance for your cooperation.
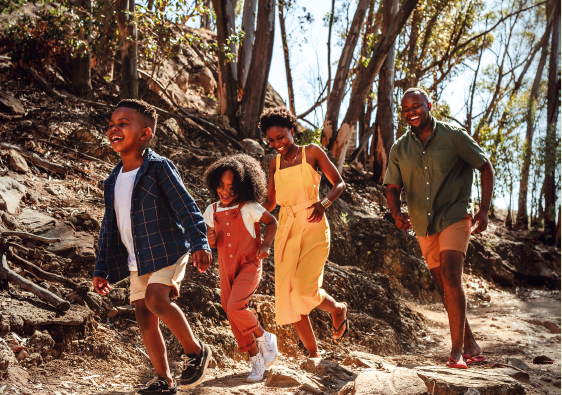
[274,146,330,326]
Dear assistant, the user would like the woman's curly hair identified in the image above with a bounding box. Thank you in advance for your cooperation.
[204,154,267,203]
[258,107,299,135]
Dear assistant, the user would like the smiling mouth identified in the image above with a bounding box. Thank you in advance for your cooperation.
[109,135,123,144]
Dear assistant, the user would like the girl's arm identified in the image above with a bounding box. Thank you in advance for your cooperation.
[307,144,346,223]
[261,156,277,212]
[207,227,217,249]
[257,210,278,259]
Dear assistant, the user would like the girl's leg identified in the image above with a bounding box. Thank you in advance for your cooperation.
[135,299,174,386]
[317,294,347,339]
[293,315,319,357]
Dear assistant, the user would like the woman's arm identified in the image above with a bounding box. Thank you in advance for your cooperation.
[262,156,277,212]
[257,210,278,259]
[307,144,346,223]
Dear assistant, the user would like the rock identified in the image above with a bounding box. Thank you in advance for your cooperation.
[265,83,286,109]
[4,297,93,327]
[527,319,561,334]
[466,238,515,286]
[351,368,429,395]
[414,365,526,395]
[0,343,17,370]
[533,355,554,364]
[0,92,25,114]
[28,330,55,357]
[108,287,129,307]
[17,349,28,361]
[342,351,386,369]
[490,366,530,381]
[1,211,19,229]
[505,357,530,371]
[242,139,265,155]
[24,352,42,366]
[0,177,26,214]
[265,366,319,389]
[5,366,29,387]
[8,149,28,173]
[300,358,355,386]
[188,67,217,94]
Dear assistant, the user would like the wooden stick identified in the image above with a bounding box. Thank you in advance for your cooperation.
[2,231,61,243]
[0,254,70,311]
[0,142,70,175]
[29,137,114,167]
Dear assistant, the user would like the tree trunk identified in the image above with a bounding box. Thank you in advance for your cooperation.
[278,1,296,114]
[515,28,550,229]
[201,0,211,30]
[543,0,560,240]
[72,0,93,99]
[238,0,257,91]
[322,0,371,148]
[116,0,138,99]
[330,0,419,167]
[372,0,398,183]
[238,0,276,139]
[211,0,239,129]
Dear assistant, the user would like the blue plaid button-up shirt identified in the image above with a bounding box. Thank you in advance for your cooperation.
[93,149,210,283]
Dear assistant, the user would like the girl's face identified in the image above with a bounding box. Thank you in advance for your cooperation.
[217,170,237,207]
[266,126,295,156]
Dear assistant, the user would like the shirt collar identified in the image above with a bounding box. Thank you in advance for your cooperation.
[408,117,437,144]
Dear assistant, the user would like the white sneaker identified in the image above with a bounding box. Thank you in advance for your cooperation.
[247,352,267,382]
[256,332,278,367]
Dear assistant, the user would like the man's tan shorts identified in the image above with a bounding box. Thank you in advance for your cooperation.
[129,253,190,304]
[417,215,471,270]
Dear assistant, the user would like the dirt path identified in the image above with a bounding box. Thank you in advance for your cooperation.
[6,273,558,395]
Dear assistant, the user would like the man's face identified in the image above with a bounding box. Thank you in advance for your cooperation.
[401,92,432,132]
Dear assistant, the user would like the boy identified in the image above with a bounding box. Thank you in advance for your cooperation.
[93,99,213,394]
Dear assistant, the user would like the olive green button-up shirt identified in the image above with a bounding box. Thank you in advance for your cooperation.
[383,119,488,237]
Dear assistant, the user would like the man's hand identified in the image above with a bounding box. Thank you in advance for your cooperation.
[394,212,412,231]
[257,244,270,260]
[307,202,326,223]
[193,249,212,273]
[93,276,111,295]
[471,209,488,234]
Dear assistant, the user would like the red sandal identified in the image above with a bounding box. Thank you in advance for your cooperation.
[446,358,468,369]
[463,355,486,366]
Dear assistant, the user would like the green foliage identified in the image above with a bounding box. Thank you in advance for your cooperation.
[296,127,322,145]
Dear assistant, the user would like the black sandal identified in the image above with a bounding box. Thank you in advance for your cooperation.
[333,304,349,343]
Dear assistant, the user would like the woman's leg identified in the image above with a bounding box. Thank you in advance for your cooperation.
[317,294,347,339]
[293,314,320,357]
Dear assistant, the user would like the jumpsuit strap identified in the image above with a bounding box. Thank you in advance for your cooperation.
[276,154,280,171]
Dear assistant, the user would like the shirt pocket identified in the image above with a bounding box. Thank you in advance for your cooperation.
[431,149,452,172]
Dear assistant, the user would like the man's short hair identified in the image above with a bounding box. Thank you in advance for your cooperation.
[402,87,430,103]
[116,99,159,133]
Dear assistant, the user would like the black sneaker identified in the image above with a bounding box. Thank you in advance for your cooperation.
[177,342,211,389]
[136,377,177,394]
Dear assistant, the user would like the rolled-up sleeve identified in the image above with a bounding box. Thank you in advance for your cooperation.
[93,213,109,279]
[383,144,403,187]
[456,129,488,169]
[158,159,211,253]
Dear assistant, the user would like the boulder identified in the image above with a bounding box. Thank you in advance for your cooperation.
[300,358,355,390]
[1,211,20,229]
[4,298,93,327]
[414,366,526,395]
[351,368,429,395]
[28,330,55,357]
[490,366,530,381]
[0,92,25,114]
[265,366,320,389]
[0,177,26,214]
[265,83,286,109]
[188,67,217,94]
[0,343,17,370]
[242,139,265,156]
[8,149,28,173]
[466,237,514,286]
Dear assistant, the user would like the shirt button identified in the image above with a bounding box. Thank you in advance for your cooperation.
[228,243,232,247]
[423,151,426,154]
[425,167,427,169]
[225,212,229,215]
[428,213,431,215]
[227,233,231,236]
[427,197,429,200]
[426,182,429,185]
[226,222,230,226]
[229,254,233,258]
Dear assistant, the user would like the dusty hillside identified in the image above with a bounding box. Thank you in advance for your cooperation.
[0,25,560,395]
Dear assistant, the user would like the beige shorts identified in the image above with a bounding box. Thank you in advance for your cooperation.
[129,253,190,304]
[417,215,471,270]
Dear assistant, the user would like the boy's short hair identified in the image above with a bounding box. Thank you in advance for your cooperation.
[258,107,299,135]
[402,87,430,103]
[116,99,159,133]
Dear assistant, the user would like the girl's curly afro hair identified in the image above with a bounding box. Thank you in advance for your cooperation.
[204,154,267,204]
[258,106,299,135]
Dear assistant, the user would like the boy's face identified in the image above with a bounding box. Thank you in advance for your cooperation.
[107,107,152,155]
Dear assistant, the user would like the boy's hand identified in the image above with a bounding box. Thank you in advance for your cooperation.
[93,276,111,295]
[257,244,270,260]
[207,227,216,248]
[193,249,212,273]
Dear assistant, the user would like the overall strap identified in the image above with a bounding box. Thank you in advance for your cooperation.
[302,145,307,162]
[276,154,281,171]
[212,202,219,224]
[254,222,261,248]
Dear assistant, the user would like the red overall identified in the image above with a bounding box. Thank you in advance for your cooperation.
[213,202,262,352]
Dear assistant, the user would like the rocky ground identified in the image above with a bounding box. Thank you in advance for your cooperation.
[0,23,560,395]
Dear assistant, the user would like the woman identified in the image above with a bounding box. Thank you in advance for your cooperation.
[260,107,348,358]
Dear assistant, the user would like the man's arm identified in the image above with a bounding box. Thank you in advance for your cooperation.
[472,160,494,234]
[386,184,412,231]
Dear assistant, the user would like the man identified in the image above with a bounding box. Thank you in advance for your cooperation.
[384,87,494,369]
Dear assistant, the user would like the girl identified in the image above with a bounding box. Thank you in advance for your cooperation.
[203,154,278,382]
[260,107,348,358]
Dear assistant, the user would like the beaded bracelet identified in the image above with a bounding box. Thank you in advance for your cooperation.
[320,197,332,209]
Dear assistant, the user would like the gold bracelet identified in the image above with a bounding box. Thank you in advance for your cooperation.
[321,197,332,209]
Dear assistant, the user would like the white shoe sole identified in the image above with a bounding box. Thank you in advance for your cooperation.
[247,375,264,382]
[261,333,278,368]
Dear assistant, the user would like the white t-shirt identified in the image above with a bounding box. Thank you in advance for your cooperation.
[114,167,140,272]
[203,202,265,238]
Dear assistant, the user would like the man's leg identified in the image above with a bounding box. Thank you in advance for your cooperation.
[135,299,174,386]
[430,266,482,357]
[144,283,202,356]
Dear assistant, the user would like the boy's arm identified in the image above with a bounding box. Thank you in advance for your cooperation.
[158,159,211,253]
[93,213,110,279]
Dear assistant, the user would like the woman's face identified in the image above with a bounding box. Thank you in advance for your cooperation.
[217,170,237,207]
[266,126,295,156]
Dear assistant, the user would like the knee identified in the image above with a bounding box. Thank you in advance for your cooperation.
[144,290,168,316]
[226,300,245,318]
[134,302,154,332]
